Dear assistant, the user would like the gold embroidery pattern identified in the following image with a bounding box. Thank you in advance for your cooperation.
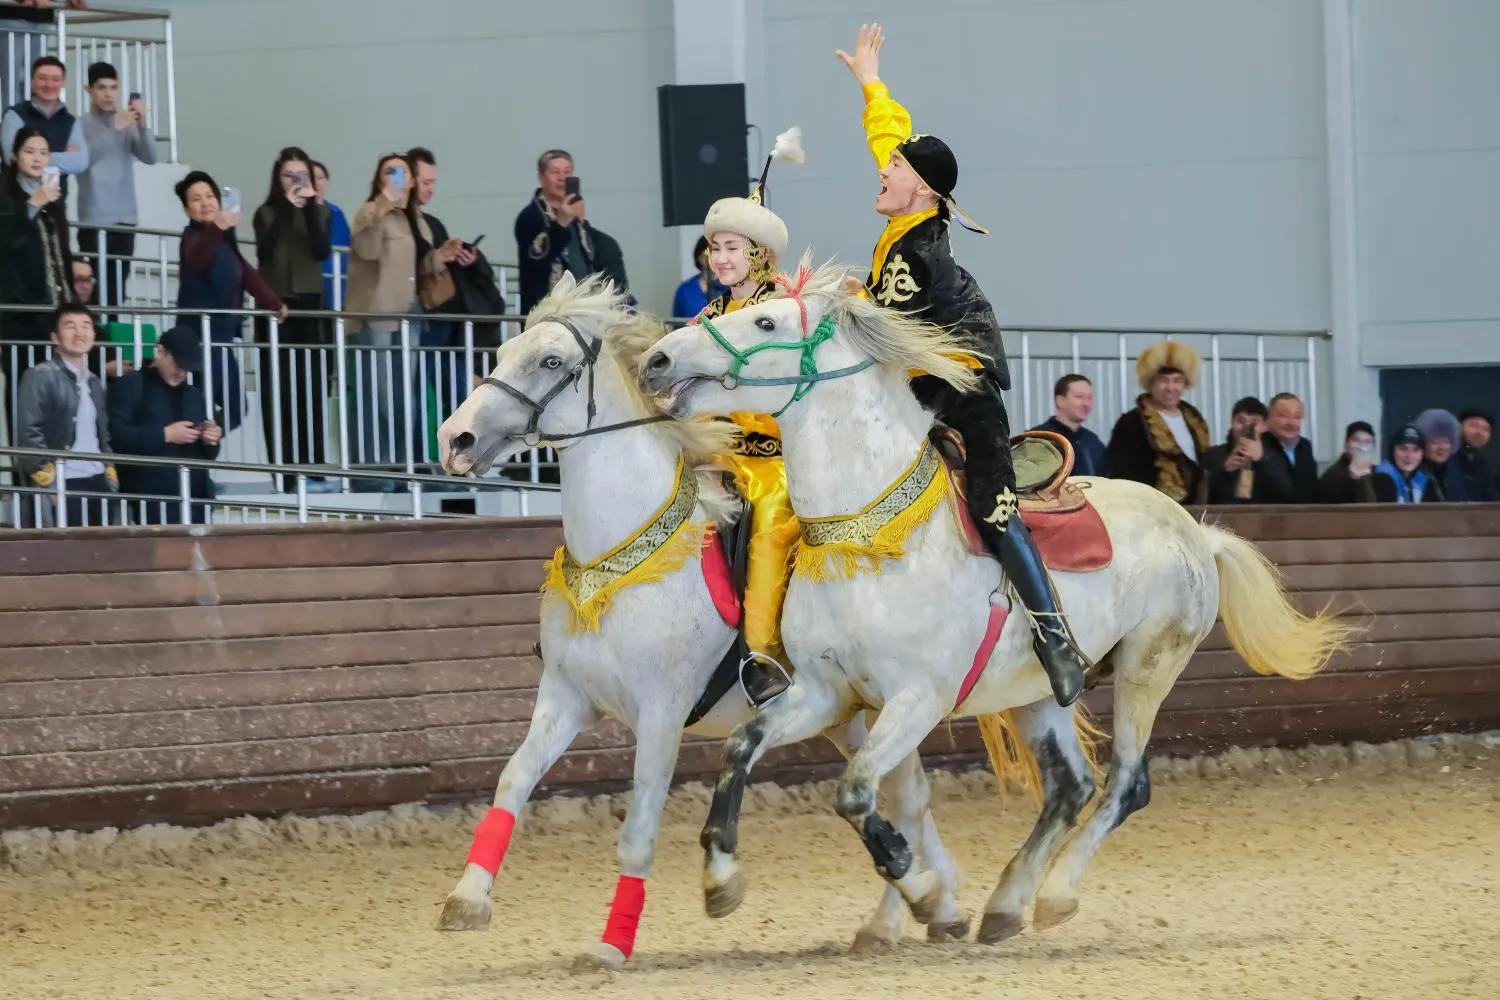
[557,467,701,607]
[733,431,782,458]
[801,442,941,548]
[982,486,1018,530]
[529,230,550,259]
[875,253,920,306]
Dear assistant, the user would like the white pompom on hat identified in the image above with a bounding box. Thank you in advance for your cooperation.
[702,126,803,259]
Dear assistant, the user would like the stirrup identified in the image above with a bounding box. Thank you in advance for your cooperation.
[738,651,792,709]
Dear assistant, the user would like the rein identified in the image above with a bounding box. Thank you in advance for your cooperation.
[480,316,669,446]
[697,272,875,417]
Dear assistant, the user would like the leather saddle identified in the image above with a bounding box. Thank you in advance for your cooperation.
[929,426,1090,514]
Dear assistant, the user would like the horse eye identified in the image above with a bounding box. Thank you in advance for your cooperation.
[542,356,562,370]
[755,316,776,332]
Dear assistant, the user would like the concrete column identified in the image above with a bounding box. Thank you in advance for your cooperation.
[671,0,765,276]
[1323,0,1381,451]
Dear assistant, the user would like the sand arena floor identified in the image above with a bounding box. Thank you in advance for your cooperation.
[2,737,1498,1000]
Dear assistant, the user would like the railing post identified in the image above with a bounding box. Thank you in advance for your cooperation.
[200,313,214,432]
[296,474,309,524]
[331,252,343,310]
[411,481,423,520]
[54,458,68,528]
[1020,331,1032,429]
[1211,335,1223,444]
[178,464,191,525]
[55,10,66,77]
[1307,335,1320,457]
[98,233,110,311]
[334,315,350,491]
[269,313,283,472]
[133,313,143,376]
[463,319,475,402]
[1256,335,1267,403]
[164,19,179,163]
[158,240,169,333]
[1117,334,1129,415]
[400,317,414,476]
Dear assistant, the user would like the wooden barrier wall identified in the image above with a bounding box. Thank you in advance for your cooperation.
[2,505,1499,830]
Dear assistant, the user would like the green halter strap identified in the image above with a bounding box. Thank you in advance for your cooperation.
[698,313,874,418]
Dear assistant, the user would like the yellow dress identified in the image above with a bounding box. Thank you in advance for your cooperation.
[700,288,799,667]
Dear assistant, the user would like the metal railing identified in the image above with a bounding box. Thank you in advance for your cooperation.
[0,445,557,529]
[2,5,178,161]
[1002,325,1333,455]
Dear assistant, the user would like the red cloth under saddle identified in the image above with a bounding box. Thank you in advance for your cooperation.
[701,529,741,628]
[952,488,1114,572]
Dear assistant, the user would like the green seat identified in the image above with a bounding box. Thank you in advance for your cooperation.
[103,322,159,365]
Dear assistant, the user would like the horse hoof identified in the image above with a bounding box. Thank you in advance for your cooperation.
[436,892,492,931]
[926,914,972,943]
[571,942,627,974]
[1032,895,1079,930]
[976,910,1025,944]
[703,869,745,919]
[902,870,944,925]
[851,927,900,954]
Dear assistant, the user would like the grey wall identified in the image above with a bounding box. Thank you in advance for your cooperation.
[762,0,1331,331]
[1355,0,1500,366]
[110,0,679,313]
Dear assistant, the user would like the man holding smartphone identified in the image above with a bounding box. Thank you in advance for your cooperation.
[1203,396,1269,504]
[77,61,156,319]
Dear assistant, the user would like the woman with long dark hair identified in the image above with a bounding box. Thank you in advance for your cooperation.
[344,151,458,490]
[253,146,332,487]
[0,126,74,410]
[175,168,287,437]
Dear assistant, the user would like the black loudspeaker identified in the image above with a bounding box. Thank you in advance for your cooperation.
[657,83,749,227]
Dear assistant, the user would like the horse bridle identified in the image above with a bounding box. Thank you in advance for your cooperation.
[480,316,666,447]
[697,271,875,417]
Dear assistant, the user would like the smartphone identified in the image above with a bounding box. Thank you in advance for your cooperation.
[220,186,241,213]
[384,163,407,190]
[1238,424,1257,440]
[564,176,581,201]
[468,234,485,250]
[129,91,142,102]
[41,164,60,187]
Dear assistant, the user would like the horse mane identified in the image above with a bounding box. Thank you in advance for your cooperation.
[790,254,982,394]
[526,275,741,521]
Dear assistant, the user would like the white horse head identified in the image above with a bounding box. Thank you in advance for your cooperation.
[639,257,979,430]
[439,272,733,477]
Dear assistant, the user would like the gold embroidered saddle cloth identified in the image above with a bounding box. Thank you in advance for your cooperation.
[930,427,1113,572]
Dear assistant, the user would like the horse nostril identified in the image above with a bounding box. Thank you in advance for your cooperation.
[452,431,476,454]
[645,350,670,375]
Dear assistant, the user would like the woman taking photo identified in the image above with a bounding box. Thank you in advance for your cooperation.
[345,151,461,491]
[254,146,332,488]
[0,127,74,403]
[176,169,287,438]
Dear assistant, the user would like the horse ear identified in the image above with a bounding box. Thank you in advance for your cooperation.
[552,272,577,297]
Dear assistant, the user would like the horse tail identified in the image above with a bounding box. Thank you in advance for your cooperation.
[1202,520,1358,681]
[976,707,1108,805]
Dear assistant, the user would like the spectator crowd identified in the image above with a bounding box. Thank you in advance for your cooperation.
[0,38,1494,525]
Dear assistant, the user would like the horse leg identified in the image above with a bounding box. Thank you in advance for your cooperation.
[573,711,685,972]
[1034,630,1191,928]
[438,670,596,931]
[826,713,968,952]
[976,698,1095,943]
[700,677,842,919]
[831,689,951,925]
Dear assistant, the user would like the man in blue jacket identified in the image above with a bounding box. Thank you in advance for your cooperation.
[106,325,223,524]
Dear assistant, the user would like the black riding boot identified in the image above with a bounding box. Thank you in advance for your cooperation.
[740,651,791,708]
[994,513,1086,707]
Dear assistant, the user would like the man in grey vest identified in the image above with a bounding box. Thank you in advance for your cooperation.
[1,55,89,197]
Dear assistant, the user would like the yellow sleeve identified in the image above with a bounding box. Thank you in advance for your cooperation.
[862,81,913,169]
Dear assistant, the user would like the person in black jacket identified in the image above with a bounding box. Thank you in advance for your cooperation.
[839,23,1084,706]
[1260,392,1319,503]
[1203,397,1270,504]
[106,325,223,524]
[1455,409,1498,502]
[1317,421,1379,504]
[0,127,74,405]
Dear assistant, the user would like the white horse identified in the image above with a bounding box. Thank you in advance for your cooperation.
[639,261,1355,941]
[434,274,974,970]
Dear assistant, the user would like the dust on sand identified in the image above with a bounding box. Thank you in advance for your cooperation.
[3,738,1497,1000]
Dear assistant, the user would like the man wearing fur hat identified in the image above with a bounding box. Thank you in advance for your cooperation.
[837,23,1086,707]
[691,128,804,705]
[1106,341,1213,504]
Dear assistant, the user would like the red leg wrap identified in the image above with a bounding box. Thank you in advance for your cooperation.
[600,875,647,958]
[465,807,517,877]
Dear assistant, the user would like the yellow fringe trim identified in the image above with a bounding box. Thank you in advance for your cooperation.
[542,521,710,633]
[792,441,949,582]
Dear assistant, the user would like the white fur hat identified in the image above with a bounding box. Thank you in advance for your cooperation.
[702,126,803,259]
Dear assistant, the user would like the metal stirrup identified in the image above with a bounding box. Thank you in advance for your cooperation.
[738,650,792,705]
